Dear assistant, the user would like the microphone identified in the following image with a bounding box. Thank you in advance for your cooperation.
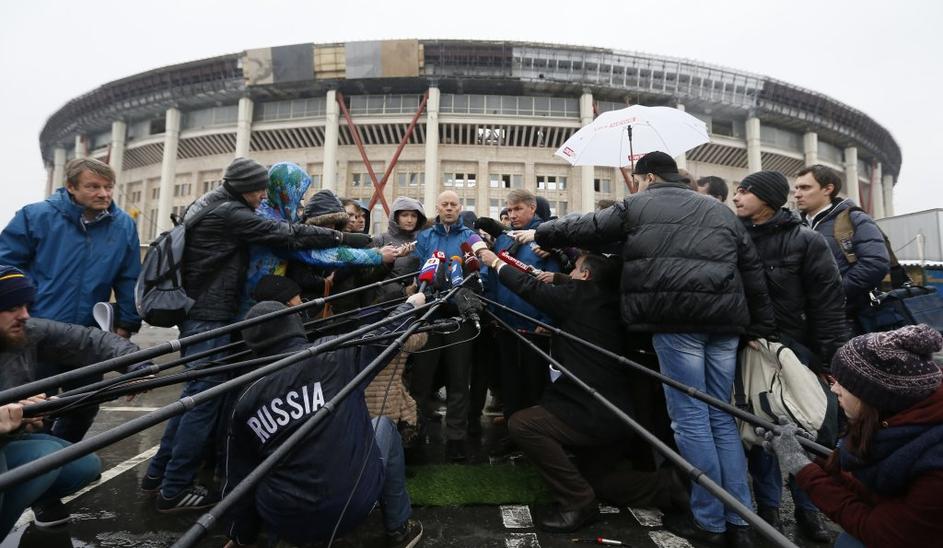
[497,250,543,276]
[473,217,509,240]
[464,234,488,257]
[417,252,440,292]
[448,256,464,288]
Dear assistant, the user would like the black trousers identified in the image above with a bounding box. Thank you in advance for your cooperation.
[497,330,549,420]
[408,322,475,440]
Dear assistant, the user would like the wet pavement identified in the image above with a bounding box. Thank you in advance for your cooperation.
[2,325,841,548]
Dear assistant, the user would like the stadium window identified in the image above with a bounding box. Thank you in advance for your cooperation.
[490,173,511,189]
[711,119,734,137]
[594,178,612,193]
[151,188,160,200]
[352,173,373,187]
[443,173,454,187]
[489,198,502,218]
[149,119,166,135]
[462,197,476,212]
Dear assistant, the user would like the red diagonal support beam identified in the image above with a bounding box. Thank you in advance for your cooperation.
[368,92,429,212]
[336,92,390,215]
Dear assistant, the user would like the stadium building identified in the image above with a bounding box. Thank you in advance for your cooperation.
[39,39,901,241]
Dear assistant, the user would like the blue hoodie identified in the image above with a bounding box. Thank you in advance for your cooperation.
[0,187,142,330]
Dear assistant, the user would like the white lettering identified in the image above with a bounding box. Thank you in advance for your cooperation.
[259,407,278,434]
[286,391,304,419]
[310,382,325,410]
[247,417,268,443]
[271,397,290,426]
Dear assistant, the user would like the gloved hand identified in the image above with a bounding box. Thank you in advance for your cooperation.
[755,416,813,476]
[340,232,372,248]
[473,217,508,240]
[453,288,485,319]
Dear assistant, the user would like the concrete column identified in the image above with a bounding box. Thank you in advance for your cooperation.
[872,162,885,219]
[51,146,66,195]
[235,96,254,158]
[803,131,818,166]
[74,134,87,159]
[423,86,441,217]
[44,165,54,197]
[477,160,489,217]
[109,120,126,187]
[524,162,536,194]
[323,90,340,192]
[882,174,895,217]
[843,146,860,204]
[675,103,688,170]
[579,91,596,213]
[156,107,181,235]
[745,116,762,173]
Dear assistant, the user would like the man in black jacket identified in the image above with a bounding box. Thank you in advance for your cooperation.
[144,157,371,512]
[521,152,775,545]
[222,296,424,548]
[477,249,686,533]
[733,171,845,542]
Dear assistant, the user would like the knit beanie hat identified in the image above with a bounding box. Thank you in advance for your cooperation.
[738,171,790,210]
[242,301,307,352]
[832,324,943,414]
[0,266,36,310]
[252,275,302,304]
[223,157,269,193]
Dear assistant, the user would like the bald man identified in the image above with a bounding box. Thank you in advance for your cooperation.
[411,191,478,461]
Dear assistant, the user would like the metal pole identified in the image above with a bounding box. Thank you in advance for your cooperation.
[172,277,474,548]
[486,311,798,548]
[0,298,433,492]
[478,295,832,458]
[0,271,418,405]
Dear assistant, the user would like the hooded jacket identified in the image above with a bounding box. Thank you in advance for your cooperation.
[0,188,142,331]
[0,318,141,391]
[181,185,342,321]
[796,385,943,547]
[223,302,416,545]
[535,182,775,336]
[743,209,848,369]
[802,198,890,313]
[372,197,426,303]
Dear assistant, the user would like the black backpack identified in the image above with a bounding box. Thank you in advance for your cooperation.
[134,201,226,327]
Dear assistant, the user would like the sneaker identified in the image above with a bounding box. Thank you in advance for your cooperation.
[32,499,70,528]
[140,474,162,493]
[156,484,220,513]
[387,518,423,548]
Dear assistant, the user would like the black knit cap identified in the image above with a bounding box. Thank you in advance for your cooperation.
[304,189,345,220]
[738,171,790,210]
[241,301,307,353]
[0,266,36,310]
[224,157,269,193]
[252,275,301,304]
[832,324,943,414]
[633,151,684,182]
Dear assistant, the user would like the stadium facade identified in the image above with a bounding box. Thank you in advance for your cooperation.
[39,39,901,242]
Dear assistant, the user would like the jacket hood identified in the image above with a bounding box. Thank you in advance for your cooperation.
[304,189,347,229]
[386,196,427,237]
[886,385,943,427]
[259,162,310,223]
[48,187,117,225]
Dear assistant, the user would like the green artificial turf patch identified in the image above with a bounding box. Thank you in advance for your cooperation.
[406,463,552,506]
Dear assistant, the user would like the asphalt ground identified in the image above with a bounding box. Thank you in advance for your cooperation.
[1,325,842,548]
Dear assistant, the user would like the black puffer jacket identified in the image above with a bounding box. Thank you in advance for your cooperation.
[744,209,849,369]
[182,186,343,321]
[535,182,775,336]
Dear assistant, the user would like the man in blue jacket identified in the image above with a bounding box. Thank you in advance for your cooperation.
[487,188,561,456]
[795,165,889,332]
[410,190,478,462]
[0,158,142,442]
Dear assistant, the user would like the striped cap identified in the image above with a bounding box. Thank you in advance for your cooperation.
[0,266,36,310]
[223,157,269,193]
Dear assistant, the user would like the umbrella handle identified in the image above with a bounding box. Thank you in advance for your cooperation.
[620,126,638,194]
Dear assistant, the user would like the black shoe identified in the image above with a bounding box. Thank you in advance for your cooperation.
[387,518,423,548]
[488,436,517,458]
[446,439,467,462]
[726,524,751,548]
[795,508,830,543]
[538,500,600,533]
[31,499,70,528]
[757,505,781,531]
[657,467,690,515]
[140,474,162,493]
[662,512,725,547]
[156,484,220,513]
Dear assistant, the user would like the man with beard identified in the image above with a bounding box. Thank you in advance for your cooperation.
[0,266,141,531]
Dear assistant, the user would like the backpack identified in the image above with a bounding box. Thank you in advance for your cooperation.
[733,339,838,449]
[834,207,909,288]
[134,201,226,327]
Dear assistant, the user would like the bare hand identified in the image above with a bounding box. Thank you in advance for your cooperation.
[478,249,498,267]
[747,339,761,351]
[509,229,536,244]
[18,394,46,432]
[116,327,131,339]
[125,375,157,402]
[0,404,24,434]
[380,245,398,264]
[406,292,426,307]
[536,271,555,284]
[531,245,551,259]
[535,326,551,335]
[398,242,416,256]
[404,282,418,296]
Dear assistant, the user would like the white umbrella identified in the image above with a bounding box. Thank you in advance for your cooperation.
[555,105,709,168]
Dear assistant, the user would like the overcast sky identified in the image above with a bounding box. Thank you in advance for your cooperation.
[2,0,940,227]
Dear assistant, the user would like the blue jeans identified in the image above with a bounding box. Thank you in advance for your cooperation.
[146,319,231,497]
[372,416,412,531]
[0,433,101,536]
[653,333,752,533]
[748,446,817,512]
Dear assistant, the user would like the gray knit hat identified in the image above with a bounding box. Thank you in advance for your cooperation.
[738,171,790,210]
[832,324,943,414]
[224,157,269,193]
[242,301,307,352]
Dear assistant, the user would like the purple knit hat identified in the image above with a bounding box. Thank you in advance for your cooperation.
[832,324,943,414]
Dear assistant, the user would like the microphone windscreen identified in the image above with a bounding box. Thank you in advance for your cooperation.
[473,217,507,240]
[460,242,481,271]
